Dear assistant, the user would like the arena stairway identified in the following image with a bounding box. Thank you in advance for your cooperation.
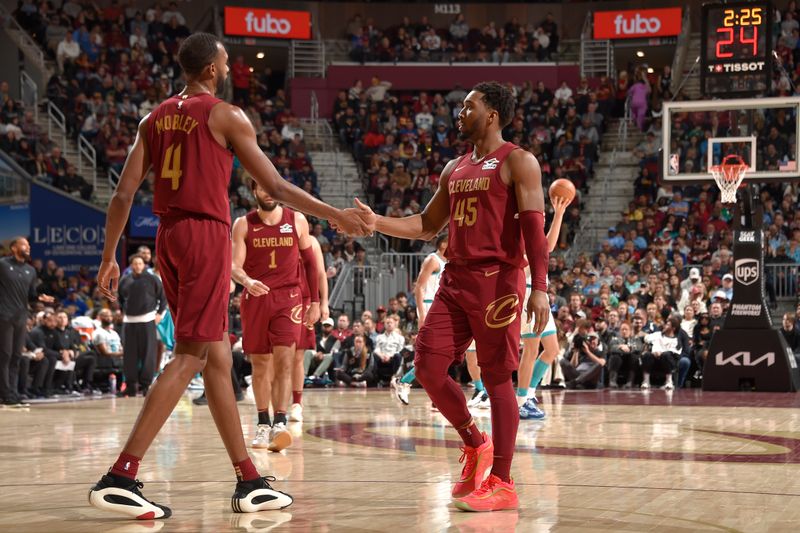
[574,117,645,256]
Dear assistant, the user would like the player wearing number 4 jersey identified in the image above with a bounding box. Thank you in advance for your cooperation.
[89,32,368,521]
[231,180,320,453]
[354,82,550,512]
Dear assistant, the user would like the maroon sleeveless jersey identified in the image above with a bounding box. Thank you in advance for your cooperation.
[446,142,524,267]
[243,208,301,290]
[147,93,233,225]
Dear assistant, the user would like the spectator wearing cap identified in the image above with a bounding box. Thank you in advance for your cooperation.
[582,271,601,303]
[61,287,88,316]
[624,270,642,293]
[560,321,604,389]
[605,227,625,249]
[680,267,703,292]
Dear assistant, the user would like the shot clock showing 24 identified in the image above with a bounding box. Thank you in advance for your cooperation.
[701,1,772,97]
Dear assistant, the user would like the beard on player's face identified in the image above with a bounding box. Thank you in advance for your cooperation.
[257,198,279,211]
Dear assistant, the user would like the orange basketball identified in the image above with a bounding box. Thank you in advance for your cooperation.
[549,178,576,203]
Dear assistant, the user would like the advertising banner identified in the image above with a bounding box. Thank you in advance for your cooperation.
[29,183,107,274]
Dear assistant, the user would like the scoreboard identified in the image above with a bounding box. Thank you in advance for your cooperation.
[701,1,772,96]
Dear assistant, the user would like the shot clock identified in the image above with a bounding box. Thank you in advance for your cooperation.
[701,1,772,96]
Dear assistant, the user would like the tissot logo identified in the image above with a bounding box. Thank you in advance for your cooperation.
[715,351,775,367]
[738,231,756,243]
[734,258,759,286]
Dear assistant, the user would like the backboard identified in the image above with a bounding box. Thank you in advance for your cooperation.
[661,97,800,184]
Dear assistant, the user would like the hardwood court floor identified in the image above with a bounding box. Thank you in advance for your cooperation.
[2,388,800,532]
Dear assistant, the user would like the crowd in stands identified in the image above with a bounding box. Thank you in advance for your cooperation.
[346,14,560,63]
[334,77,602,251]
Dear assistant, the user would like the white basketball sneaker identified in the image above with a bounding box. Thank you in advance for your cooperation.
[289,403,303,423]
[268,423,293,452]
[251,424,270,449]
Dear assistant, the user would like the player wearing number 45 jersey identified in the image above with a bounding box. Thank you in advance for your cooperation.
[89,32,368,521]
[354,81,550,512]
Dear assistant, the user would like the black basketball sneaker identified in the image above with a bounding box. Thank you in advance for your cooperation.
[88,473,171,519]
[231,476,293,513]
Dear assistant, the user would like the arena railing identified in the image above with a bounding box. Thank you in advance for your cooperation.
[0,4,45,75]
[20,70,38,122]
[108,166,120,191]
[46,101,68,152]
[77,134,97,199]
[0,152,30,203]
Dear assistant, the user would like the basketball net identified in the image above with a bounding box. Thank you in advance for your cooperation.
[710,154,748,204]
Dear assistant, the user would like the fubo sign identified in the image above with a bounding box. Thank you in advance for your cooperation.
[224,7,311,40]
[594,8,682,40]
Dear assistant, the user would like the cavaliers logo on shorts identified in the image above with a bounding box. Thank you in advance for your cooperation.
[484,294,519,329]
[290,304,304,324]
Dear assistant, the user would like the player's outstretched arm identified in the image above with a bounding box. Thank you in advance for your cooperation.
[231,216,269,296]
[355,158,457,241]
[213,104,369,236]
[507,150,549,334]
[98,116,152,300]
[547,195,570,253]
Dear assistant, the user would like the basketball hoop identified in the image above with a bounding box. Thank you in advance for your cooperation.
[710,154,749,204]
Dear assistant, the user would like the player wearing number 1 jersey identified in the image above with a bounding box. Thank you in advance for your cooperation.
[231,181,319,453]
[90,33,367,520]
[354,82,550,512]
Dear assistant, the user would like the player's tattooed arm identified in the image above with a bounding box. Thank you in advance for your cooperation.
[231,216,269,296]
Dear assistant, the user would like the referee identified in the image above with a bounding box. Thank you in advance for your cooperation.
[117,253,166,397]
[0,237,53,405]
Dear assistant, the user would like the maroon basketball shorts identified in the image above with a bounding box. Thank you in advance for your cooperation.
[415,262,525,373]
[240,285,303,354]
[296,298,316,350]
[156,215,231,343]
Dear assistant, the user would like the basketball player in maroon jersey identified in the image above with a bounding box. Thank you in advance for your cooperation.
[355,82,549,512]
[89,33,368,519]
[289,237,328,423]
[232,180,319,452]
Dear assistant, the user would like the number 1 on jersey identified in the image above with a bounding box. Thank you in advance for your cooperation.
[161,143,183,190]
[269,250,277,269]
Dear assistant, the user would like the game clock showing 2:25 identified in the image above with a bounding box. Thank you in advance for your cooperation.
[701,1,772,97]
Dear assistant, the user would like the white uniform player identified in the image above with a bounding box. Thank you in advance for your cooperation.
[520,271,557,341]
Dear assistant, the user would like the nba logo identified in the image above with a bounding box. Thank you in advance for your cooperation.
[669,154,679,175]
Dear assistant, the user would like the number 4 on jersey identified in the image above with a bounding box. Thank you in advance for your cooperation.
[161,143,183,190]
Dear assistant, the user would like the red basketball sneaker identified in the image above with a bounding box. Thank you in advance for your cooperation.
[451,433,493,498]
[454,474,519,512]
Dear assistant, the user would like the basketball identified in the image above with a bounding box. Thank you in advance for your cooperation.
[549,178,576,203]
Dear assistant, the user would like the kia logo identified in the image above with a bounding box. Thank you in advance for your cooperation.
[245,11,291,35]
[613,13,662,35]
[734,258,759,286]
